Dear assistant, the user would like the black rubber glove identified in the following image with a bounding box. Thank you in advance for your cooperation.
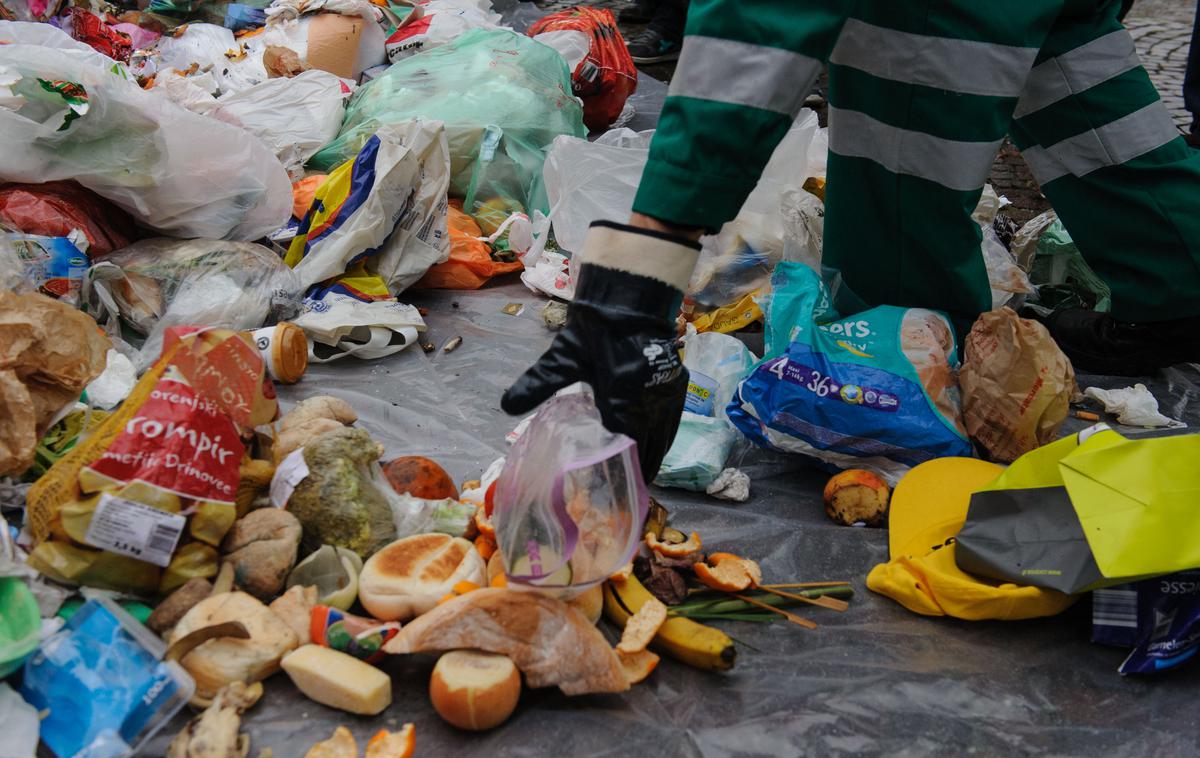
[502,221,701,481]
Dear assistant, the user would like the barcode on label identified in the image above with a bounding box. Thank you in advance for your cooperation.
[84,492,189,568]
[149,523,181,554]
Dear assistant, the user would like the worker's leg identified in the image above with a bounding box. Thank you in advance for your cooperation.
[1010,1,1200,324]
[633,0,853,229]
[1184,4,1200,141]
[821,2,1061,331]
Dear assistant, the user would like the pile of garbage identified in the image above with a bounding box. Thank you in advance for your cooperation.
[1,0,1198,754]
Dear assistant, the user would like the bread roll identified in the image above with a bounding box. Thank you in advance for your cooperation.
[429,650,521,731]
[359,534,485,621]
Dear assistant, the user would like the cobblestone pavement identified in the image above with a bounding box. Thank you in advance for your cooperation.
[1128,17,1195,129]
[540,0,1196,223]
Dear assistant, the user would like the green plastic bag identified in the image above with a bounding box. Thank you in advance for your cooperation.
[310,29,585,223]
[1029,220,1111,313]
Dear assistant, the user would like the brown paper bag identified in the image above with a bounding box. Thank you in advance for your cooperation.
[0,292,110,476]
[960,307,1076,463]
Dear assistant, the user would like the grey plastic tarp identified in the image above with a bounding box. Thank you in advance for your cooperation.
[142,278,1200,757]
[147,7,1200,750]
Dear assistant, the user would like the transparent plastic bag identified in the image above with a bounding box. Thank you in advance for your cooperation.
[493,393,648,598]
[542,127,653,255]
[689,112,820,306]
[0,22,292,241]
[19,596,193,758]
[310,29,585,221]
[83,238,302,365]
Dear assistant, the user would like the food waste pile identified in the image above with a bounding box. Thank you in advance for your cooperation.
[1,0,1199,756]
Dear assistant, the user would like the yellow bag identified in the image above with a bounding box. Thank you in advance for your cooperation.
[26,328,277,596]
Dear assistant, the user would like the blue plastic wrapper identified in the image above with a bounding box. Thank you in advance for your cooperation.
[19,597,193,758]
[1094,570,1200,675]
[728,263,973,483]
[223,4,267,31]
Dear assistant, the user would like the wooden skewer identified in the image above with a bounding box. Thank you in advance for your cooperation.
[761,582,850,589]
[757,585,849,612]
[731,593,818,629]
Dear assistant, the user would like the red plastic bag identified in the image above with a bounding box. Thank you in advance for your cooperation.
[528,6,637,131]
[413,202,522,289]
[0,181,137,258]
[64,8,134,63]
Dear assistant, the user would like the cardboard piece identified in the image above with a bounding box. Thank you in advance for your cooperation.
[305,12,365,79]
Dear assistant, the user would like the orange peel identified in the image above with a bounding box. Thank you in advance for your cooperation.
[474,535,496,561]
[708,553,763,587]
[475,507,496,540]
[617,648,660,685]
[693,560,753,592]
[366,724,414,758]
[609,562,634,584]
[645,530,702,559]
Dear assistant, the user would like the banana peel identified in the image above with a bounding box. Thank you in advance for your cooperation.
[603,574,736,672]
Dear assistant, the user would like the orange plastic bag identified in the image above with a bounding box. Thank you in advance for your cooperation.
[292,175,328,220]
[413,202,522,290]
[528,7,637,131]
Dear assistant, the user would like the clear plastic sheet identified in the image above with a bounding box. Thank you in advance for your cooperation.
[138,281,1200,757]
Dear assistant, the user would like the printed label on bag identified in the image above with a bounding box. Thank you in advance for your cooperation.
[763,357,900,412]
[270,449,310,508]
[84,492,186,567]
[83,366,244,504]
[685,371,720,416]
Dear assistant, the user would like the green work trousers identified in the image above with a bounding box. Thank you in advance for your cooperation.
[632,0,1200,329]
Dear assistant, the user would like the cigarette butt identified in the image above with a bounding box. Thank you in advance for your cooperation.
[1074,410,1101,422]
[441,336,462,353]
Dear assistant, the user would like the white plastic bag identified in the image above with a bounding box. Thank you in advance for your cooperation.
[533,29,590,72]
[385,0,502,62]
[691,111,820,299]
[292,291,426,362]
[971,185,1032,309]
[0,23,292,241]
[287,119,452,293]
[657,329,755,490]
[207,70,349,177]
[1084,385,1184,429]
[542,127,654,256]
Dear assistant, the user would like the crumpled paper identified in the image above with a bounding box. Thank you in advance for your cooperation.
[706,468,750,502]
[1084,384,1185,429]
[0,291,110,476]
[960,307,1076,463]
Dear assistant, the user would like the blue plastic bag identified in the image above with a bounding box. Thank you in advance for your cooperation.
[20,598,192,758]
[728,263,973,482]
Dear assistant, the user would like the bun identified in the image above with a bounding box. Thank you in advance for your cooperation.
[358,534,484,621]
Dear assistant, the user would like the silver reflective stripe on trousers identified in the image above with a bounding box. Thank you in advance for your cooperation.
[828,106,1003,191]
[1014,30,1141,118]
[1021,101,1181,183]
[668,35,821,115]
[830,18,1037,97]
